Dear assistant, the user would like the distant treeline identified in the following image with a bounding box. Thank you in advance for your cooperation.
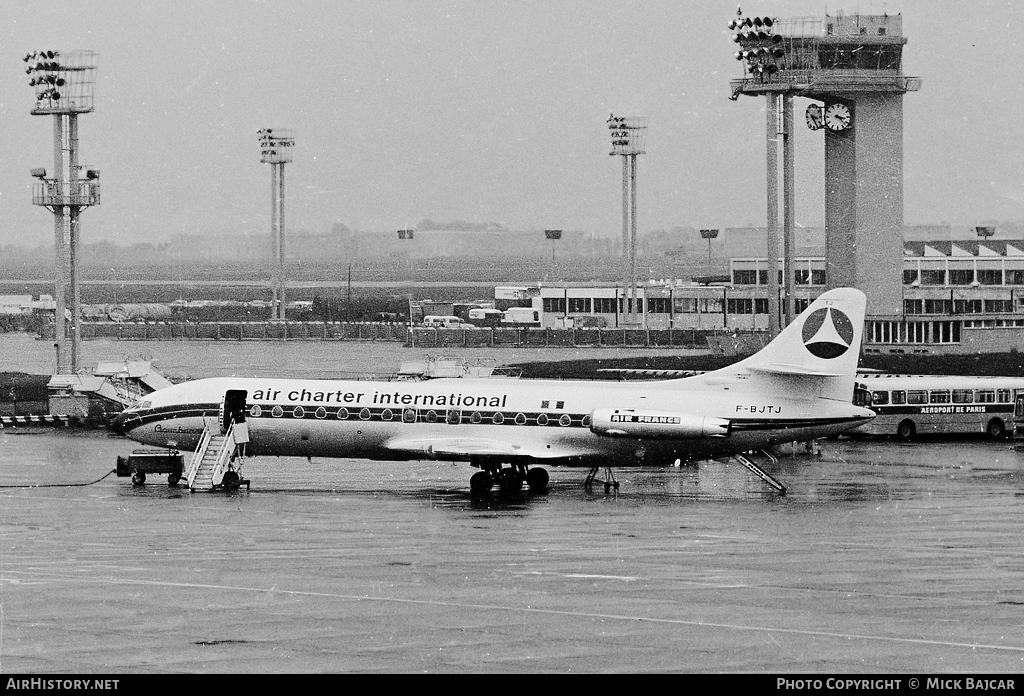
[308,296,409,323]
[161,296,409,323]
[0,282,493,307]
[0,256,689,286]
[0,315,44,334]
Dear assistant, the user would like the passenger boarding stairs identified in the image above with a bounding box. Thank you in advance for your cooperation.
[186,417,246,491]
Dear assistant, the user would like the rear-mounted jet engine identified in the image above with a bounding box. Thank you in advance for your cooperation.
[590,409,731,439]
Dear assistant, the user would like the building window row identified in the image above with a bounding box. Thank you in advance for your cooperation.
[568,298,591,314]
[732,269,826,286]
[543,296,761,315]
[904,268,1024,286]
[904,299,1016,315]
[817,44,901,71]
[868,320,961,345]
[545,297,645,314]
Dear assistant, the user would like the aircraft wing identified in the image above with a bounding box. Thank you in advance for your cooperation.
[384,436,590,462]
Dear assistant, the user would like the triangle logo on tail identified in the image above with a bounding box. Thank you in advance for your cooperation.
[801,307,854,359]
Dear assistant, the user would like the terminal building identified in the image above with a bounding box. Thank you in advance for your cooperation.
[521,228,1024,355]
[512,11,1023,356]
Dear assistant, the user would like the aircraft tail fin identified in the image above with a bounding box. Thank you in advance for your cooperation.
[691,287,867,401]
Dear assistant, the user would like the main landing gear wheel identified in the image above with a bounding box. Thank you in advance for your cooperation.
[470,471,493,495]
[525,467,549,493]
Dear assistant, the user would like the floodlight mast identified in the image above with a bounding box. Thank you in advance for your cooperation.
[258,128,295,320]
[545,229,562,273]
[25,50,100,375]
[608,115,646,326]
[699,228,719,263]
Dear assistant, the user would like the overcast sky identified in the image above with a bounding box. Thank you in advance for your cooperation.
[0,0,1021,248]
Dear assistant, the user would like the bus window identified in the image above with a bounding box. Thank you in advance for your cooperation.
[891,390,906,405]
[952,389,973,404]
[907,390,928,405]
[976,390,996,403]
[871,391,889,406]
[853,383,872,407]
[1016,394,1024,419]
[998,389,1012,403]
[929,390,951,404]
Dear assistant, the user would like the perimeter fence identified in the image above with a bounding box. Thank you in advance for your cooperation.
[66,321,768,353]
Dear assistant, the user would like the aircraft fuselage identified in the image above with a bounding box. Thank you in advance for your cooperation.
[116,374,871,467]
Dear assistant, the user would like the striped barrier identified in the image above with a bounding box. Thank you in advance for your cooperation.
[0,414,75,429]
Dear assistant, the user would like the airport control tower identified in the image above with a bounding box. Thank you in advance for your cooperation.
[729,11,920,317]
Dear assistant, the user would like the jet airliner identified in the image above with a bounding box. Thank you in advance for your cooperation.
[112,287,873,493]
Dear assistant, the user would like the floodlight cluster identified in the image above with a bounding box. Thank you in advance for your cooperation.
[258,128,295,160]
[728,13,786,79]
[607,114,646,155]
[607,114,640,150]
[23,50,66,102]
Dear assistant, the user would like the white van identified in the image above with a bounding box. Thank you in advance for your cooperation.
[501,307,541,327]
[422,315,473,329]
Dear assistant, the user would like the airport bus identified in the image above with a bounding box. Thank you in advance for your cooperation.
[852,374,1024,440]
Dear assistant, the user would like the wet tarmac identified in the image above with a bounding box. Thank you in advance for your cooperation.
[2,430,1024,673]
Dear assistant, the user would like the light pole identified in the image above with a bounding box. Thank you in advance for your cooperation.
[258,128,295,320]
[25,50,100,375]
[397,229,415,324]
[545,229,562,276]
[608,114,646,324]
[397,229,415,282]
[699,228,719,264]
[727,11,790,335]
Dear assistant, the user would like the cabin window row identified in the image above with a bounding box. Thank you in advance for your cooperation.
[870,388,1012,406]
[251,403,588,427]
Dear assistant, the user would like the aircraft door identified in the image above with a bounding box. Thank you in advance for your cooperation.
[221,389,248,432]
